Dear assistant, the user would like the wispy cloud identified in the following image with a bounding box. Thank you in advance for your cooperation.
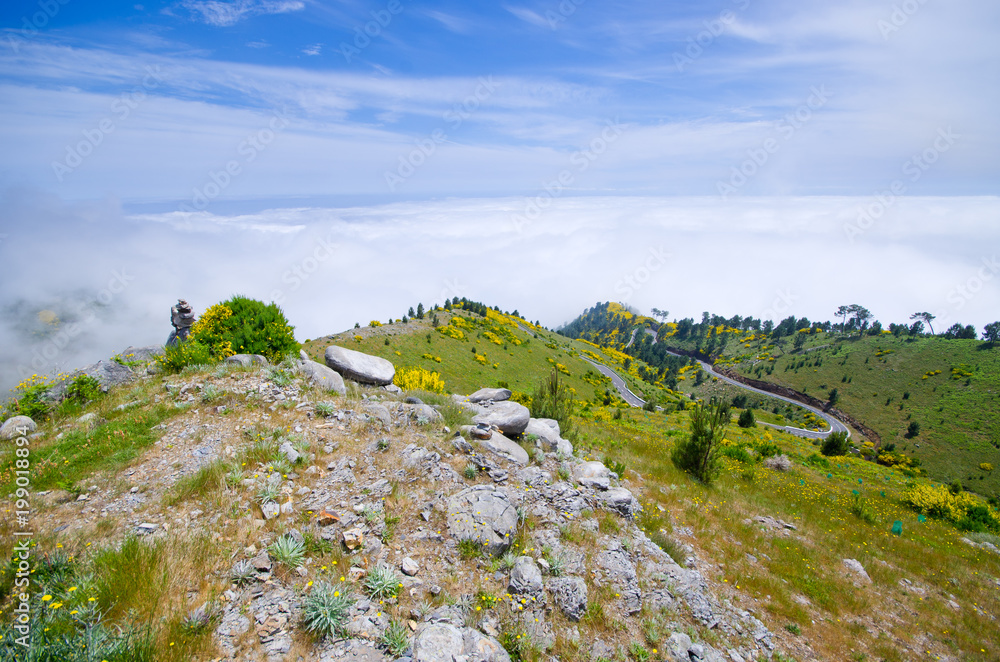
[301,43,322,56]
[504,6,550,30]
[423,10,473,34]
[181,0,305,27]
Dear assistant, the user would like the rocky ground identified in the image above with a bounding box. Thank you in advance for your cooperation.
[12,345,795,662]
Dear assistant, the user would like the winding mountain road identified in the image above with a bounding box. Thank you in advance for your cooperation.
[580,357,646,407]
[580,327,849,439]
[661,349,850,440]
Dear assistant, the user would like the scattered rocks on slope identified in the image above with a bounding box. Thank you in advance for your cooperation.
[226,354,270,367]
[411,623,510,662]
[324,345,395,386]
[446,485,519,557]
[548,576,588,621]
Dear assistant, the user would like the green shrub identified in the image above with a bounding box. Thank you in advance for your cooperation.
[302,582,353,639]
[189,295,299,364]
[363,565,401,599]
[3,377,53,420]
[64,374,103,405]
[269,535,306,569]
[157,339,213,373]
[671,398,730,484]
[821,431,849,456]
[379,620,410,657]
[737,408,756,428]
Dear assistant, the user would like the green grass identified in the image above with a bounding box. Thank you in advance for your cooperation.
[303,310,611,402]
[0,402,175,494]
[714,333,1000,495]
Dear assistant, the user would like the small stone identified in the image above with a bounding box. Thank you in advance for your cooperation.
[261,502,280,520]
[136,522,158,535]
[402,557,419,576]
[342,528,364,550]
[317,510,339,526]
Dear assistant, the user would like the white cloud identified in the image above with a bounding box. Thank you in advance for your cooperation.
[301,43,322,56]
[2,193,996,396]
[182,0,305,27]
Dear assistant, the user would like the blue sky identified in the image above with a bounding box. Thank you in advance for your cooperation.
[0,1,998,391]
[1,0,997,200]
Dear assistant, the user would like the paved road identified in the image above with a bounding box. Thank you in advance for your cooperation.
[581,357,646,407]
[578,336,849,440]
[662,349,850,440]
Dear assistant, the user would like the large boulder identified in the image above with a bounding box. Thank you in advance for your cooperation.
[412,623,510,662]
[574,461,611,490]
[548,576,588,621]
[298,359,346,395]
[472,401,530,436]
[324,346,395,386]
[481,431,530,466]
[0,416,36,440]
[468,387,512,403]
[446,486,519,558]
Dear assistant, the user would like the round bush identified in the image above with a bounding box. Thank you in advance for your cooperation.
[189,295,299,364]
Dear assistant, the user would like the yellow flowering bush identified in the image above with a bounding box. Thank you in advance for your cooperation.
[159,295,299,371]
[369,320,382,328]
[981,463,994,472]
[394,367,445,393]
[437,325,465,340]
[484,331,503,345]
[902,483,988,523]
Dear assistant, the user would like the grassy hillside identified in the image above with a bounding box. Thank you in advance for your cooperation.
[2,303,999,661]
[653,329,1000,497]
[302,305,679,411]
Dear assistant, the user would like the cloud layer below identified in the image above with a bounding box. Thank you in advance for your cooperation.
[2,192,997,395]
